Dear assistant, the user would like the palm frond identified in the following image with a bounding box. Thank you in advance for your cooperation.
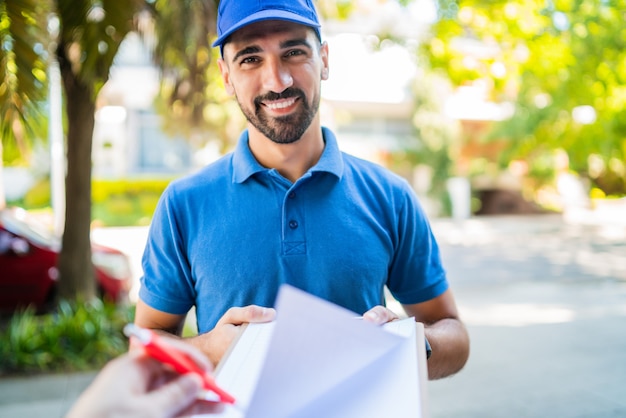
[0,0,51,149]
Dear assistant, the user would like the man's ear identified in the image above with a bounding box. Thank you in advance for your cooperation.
[218,58,235,95]
[320,41,329,81]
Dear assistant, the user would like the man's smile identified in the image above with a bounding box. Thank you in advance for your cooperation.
[263,96,299,111]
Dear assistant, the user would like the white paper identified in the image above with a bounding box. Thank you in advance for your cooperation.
[196,284,425,418]
[210,322,276,417]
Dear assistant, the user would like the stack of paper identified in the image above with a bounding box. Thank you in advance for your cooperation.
[198,284,428,418]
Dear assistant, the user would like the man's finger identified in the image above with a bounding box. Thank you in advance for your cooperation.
[363,306,399,325]
[218,305,276,326]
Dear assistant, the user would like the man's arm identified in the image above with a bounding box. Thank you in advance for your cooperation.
[402,289,469,380]
[134,300,276,366]
[134,300,187,336]
[363,289,469,380]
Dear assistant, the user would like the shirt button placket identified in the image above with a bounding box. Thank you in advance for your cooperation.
[287,190,298,229]
[284,188,303,238]
[287,190,299,231]
[282,184,306,255]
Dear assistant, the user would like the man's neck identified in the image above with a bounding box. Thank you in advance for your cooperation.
[247,123,325,183]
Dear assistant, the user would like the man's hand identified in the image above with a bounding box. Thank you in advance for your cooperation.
[188,305,276,366]
[362,305,399,325]
[134,300,276,367]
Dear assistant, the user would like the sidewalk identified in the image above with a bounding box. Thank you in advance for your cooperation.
[0,371,95,418]
[1,214,625,418]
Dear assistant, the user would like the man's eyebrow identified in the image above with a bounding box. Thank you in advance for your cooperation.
[231,45,262,63]
[230,38,313,63]
[280,38,312,50]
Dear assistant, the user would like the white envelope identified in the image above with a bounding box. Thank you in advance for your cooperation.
[200,284,429,418]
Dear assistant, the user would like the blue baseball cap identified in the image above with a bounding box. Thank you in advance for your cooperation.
[213,0,322,49]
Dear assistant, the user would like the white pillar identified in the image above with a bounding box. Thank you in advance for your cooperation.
[446,176,471,220]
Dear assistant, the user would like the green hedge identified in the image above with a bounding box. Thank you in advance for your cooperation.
[92,178,175,226]
[0,301,134,375]
[10,177,177,227]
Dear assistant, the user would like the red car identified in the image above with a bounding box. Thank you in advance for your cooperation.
[0,208,132,313]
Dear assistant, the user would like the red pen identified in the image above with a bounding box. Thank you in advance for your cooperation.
[123,323,236,404]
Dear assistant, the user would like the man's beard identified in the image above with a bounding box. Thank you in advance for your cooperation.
[238,87,320,144]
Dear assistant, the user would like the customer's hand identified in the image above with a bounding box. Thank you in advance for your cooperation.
[67,337,223,418]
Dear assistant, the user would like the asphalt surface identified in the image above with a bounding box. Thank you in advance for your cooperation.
[1,214,625,418]
[428,215,626,418]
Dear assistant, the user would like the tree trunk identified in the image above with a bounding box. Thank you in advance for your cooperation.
[56,43,96,302]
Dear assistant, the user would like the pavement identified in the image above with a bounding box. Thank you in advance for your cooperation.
[428,214,626,418]
[1,213,626,418]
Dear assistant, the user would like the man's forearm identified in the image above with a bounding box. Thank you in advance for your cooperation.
[423,318,470,380]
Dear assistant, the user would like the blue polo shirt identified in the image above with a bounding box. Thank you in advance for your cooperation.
[139,127,448,333]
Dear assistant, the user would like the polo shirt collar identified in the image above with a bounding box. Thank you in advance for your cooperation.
[232,127,344,183]
[232,131,264,183]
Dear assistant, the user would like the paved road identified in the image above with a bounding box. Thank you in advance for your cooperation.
[428,215,626,418]
[1,214,625,417]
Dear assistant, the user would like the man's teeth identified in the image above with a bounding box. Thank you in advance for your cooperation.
[266,98,296,110]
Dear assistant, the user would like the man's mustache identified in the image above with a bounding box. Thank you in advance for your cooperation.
[255,88,305,105]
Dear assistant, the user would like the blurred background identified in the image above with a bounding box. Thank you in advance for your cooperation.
[3,0,626,229]
[1,0,625,417]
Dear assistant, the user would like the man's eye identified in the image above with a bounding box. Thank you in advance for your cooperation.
[285,49,305,58]
[240,56,259,65]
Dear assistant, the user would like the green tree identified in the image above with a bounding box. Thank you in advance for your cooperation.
[1,0,227,304]
[54,0,143,300]
[0,0,49,209]
[140,0,244,153]
[422,0,626,195]
[2,0,148,302]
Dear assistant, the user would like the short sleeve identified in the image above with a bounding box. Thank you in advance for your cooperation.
[138,186,196,315]
[386,184,449,304]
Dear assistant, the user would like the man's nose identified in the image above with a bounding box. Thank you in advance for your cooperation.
[262,58,293,92]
